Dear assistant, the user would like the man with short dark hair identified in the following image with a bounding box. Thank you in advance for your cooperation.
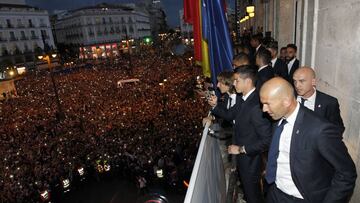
[250,34,266,65]
[286,44,299,84]
[279,47,287,62]
[233,53,250,68]
[210,66,272,203]
[256,49,274,90]
[266,41,289,81]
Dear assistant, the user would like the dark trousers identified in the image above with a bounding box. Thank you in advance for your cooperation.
[237,154,264,203]
[266,184,306,203]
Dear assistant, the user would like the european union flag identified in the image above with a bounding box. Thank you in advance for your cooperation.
[201,0,233,86]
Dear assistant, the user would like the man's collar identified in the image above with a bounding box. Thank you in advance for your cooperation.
[242,88,256,101]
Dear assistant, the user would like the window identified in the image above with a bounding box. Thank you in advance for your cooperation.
[2,46,8,56]
[28,19,33,27]
[41,30,48,39]
[21,31,26,39]
[88,28,94,37]
[6,19,12,28]
[95,17,100,24]
[102,17,106,24]
[10,31,16,39]
[39,18,46,27]
[24,44,29,52]
[87,17,92,25]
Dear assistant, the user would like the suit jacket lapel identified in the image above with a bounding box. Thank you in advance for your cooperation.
[314,90,323,114]
[289,107,307,199]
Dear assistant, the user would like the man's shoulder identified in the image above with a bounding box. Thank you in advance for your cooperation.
[316,90,338,104]
[258,66,274,76]
[300,106,340,131]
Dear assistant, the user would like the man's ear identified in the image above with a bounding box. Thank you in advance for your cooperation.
[283,97,291,108]
[312,78,316,87]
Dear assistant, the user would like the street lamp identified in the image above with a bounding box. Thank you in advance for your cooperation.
[37,52,64,121]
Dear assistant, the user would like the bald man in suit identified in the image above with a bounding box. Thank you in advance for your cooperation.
[260,78,356,203]
[293,67,345,133]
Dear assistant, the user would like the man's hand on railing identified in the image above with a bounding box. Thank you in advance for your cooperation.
[228,145,246,155]
[202,116,214,127]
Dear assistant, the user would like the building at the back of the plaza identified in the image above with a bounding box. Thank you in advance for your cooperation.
[53,3,151,59]
[0,0,56,65]
[179,9,193,45]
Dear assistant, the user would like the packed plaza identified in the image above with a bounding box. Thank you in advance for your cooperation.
[0,51,208,202]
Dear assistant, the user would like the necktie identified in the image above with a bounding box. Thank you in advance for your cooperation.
[300,97,306,107]
[227,96,232,109]
[265,119,288,184]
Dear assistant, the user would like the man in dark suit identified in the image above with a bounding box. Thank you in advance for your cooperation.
[286,44,299,84]
[256,49,274,90]
[260,78,356,203]
[233,52,250,69]
[279,47,287,62]
[293,66,345,132]
[266,41,289,81]
[250,34,267,65]
[210,66,272,203]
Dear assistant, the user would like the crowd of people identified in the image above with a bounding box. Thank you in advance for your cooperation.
[0,51,208,202]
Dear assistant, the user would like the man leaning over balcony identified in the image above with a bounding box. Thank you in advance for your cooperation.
[209,66,272,203]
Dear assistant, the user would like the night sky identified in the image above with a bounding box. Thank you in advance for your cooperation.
[26,0,235,28]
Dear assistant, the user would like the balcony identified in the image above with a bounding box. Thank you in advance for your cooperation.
[28,23,35,28]
[39,23,48,28]
[17,24,25,28]
[7,24,14,28]
[31,35,39,40]
[0,37,7,42]
[20,36,29,40]
[10,37,18,41]
[184,119,242,203]
[184,121,226,202]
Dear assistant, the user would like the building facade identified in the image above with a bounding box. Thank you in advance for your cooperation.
[54,3,151,59]
[179,9,193,44]
[0,3,56,64]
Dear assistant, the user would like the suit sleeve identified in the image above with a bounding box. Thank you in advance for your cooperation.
[327,99,345,133]
[317,124,357,203]
[211,101,240,122]
[244,105,272,155]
